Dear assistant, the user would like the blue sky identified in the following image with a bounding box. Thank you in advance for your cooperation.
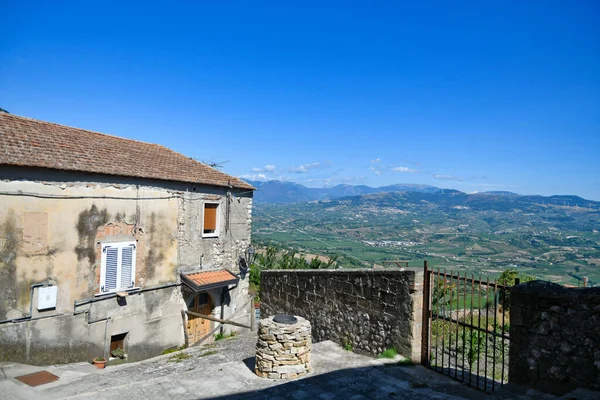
[1,1,599,199]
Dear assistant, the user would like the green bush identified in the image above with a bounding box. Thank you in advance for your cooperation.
[110,348,125,359]
[378,347,398,359]
[249,246,338,301]
[162,345,185,355]
[342,335,353,351]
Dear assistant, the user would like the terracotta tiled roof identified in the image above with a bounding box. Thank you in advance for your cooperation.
[0,112,254,190]
[181,269,239,291]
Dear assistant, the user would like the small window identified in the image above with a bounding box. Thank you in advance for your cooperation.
[100,241,137,293]
[203,203,219,237]
[110,332,128,353]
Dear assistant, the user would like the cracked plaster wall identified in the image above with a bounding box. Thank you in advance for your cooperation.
[0,167,253,363]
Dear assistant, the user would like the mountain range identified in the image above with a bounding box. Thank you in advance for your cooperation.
[246,180,458,203]
[244,180,597,207]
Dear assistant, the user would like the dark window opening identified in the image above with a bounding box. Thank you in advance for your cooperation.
[198,292,209,306]
[110,332,128,353]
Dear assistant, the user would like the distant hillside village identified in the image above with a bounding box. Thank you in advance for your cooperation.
[0,111,255,364]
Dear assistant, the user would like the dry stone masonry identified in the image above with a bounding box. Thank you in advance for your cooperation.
[260,269,422,361]
[510,280,600,395]
[255,315,312,379]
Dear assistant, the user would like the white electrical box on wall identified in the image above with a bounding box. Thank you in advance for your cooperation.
[37,286,58,310]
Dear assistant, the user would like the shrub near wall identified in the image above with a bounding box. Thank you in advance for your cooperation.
[260,269,419,358]
[510,280,600,395]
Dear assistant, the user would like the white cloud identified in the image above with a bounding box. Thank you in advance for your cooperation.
[292,162,321,173]
[433,174,462,181]
[299,175,365,188]
[240,173,268,181]
[370,159,419,175]
[251,164,277,173]
[392,166,418,173]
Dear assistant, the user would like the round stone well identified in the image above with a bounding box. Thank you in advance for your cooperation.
[255,315,312,379]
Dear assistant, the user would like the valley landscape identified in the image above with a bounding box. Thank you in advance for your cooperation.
[249,180,600,286]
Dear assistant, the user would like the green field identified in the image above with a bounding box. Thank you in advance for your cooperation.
[252,193,600,286]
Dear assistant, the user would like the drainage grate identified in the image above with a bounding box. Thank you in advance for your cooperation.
[15,370,59,387]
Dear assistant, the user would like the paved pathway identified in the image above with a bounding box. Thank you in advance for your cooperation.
[0,332,494,399]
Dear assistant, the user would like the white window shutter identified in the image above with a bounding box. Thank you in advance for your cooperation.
[120,244,136,289]
[100,241,137,294]
[104,247,118,292]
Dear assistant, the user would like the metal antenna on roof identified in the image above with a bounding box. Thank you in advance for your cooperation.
[201,160,230,168]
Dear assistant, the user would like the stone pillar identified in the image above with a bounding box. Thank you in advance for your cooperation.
[410,269,424,364]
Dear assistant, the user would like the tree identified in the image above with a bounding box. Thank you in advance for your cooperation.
[497,267,534,287]
[249,246,338,299]
[497,267,535,311]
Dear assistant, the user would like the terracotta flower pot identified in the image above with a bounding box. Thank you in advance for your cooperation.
[93,358,106,369]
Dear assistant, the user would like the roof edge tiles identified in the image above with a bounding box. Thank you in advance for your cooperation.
[181,269,239,292]
[0,113,255,191]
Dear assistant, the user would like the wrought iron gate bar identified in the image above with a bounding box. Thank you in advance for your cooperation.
[434,271,511,289]
[422,261,512,393]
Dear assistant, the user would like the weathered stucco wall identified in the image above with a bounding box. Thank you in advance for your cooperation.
[509,280,600,395]
[260,269,422,360]
[0,167,253,364]
[0,285,184,364]
[0,168,252,319]
[0,177,180,318]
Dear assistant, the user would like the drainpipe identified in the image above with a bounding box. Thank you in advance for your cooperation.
[220,287,226,335]
[217,283,241,335]
[87,315,112,360]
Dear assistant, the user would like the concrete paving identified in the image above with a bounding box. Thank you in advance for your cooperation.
[0,332,494,399]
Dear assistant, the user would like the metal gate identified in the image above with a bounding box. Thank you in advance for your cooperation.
[421,261,515,392]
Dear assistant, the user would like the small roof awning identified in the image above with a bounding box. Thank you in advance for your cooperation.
[180,269,239,292]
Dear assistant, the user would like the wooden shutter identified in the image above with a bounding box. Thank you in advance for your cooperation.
[120,244,135,289]
[204,204,218,233]
[104,247,118,292]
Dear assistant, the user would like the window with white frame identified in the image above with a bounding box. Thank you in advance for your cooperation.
[100,241,137,293]
[202,203,220,237]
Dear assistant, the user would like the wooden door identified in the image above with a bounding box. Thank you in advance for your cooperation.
[187,293,212,344]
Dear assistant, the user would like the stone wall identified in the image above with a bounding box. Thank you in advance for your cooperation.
[509,280,600,394]
[260,269,422,360]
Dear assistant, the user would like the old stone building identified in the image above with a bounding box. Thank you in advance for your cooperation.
[0,112,254,364]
